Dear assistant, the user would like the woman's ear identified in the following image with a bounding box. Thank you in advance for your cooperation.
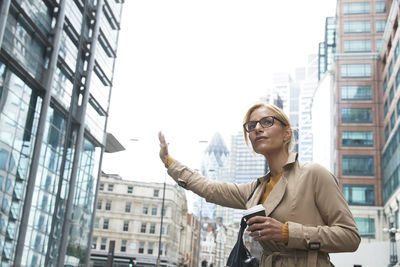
[283,128,292,143]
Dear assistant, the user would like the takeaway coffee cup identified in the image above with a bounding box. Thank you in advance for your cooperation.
[243,204,266,222]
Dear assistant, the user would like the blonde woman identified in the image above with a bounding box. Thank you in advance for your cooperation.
[158,103,360,267]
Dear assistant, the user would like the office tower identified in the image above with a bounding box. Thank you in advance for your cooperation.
[298,54,319,163]
[194,133,230,222]
[0,0,123,266]
[92,174,189,266]
[318,17,336,80]
[334,0,386,242]
[230,132,266,223]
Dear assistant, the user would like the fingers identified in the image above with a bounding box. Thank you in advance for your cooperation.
[158,131,166,145]
[246,217,284,242]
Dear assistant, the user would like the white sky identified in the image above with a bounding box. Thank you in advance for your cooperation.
[102,0,337,189]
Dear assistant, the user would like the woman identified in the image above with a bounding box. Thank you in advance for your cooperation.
[158,103,360,267]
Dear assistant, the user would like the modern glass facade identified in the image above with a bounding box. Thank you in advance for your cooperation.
[0,0,123,266]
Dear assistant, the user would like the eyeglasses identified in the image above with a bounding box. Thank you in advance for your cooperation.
[243,116,287,133]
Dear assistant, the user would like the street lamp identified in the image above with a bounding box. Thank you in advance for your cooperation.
[383,214,400,266]
[157,172,167,267]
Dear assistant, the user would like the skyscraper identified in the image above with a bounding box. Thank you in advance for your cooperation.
[0,0,123,266]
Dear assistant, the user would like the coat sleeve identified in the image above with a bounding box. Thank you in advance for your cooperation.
[286,163,361,253]
[167,160,256,209]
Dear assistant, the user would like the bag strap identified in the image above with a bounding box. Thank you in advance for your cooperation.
[247,180,261,201]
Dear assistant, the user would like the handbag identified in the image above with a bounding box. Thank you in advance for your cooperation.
[226,217,260,267]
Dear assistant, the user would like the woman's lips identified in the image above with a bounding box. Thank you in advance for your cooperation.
[255,136,267,141]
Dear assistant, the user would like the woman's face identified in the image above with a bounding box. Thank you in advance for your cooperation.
[248,107,289,155]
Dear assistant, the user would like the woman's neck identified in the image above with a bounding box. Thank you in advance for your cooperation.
[265,150,289,177]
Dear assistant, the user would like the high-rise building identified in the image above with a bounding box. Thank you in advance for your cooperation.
[229,132,266,223]
[0,0,123,266]
[318,17,337,80]
[334,0,386,244]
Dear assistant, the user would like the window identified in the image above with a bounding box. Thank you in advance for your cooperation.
[108,184,113,191]
[343,2,370,14]
[153,189,159,197]
[103,219,109,230]
[376,20,386,32]
[385,125,389,141]
[123,221,129,231]
[396,69,400,88]
[384,100,388,117]
[341,86,371,100]
[105,201,111,211]
[148,242,154,254]
[341,64,371,78]
[94,218,99,229]
[97,200,102,210]
[343,40,371,52]
[343,184,375,205]
[162,208,166,216]
[391,113,396,129]
[121,240,127,252]
[140,223,147,233]
[390,86,395,104]
[150,223,156,234]
[341,108,372,123]
[355,218,375,238]
[151,207,157,216]
[127,186,133,194]
[139,242,145,254]
[101,238,107,250]
[342,155,374,176]
[343,21,371,33]
[99,183,104,190]
[92,237,97,249]
[342,131,373,147]
[383,77,387,93]
[389,61,393,78]
[376,1,386,13]
[142,206,148,215]
[125,203,131,213]
[397,99,400,115]
[376,39,383,51]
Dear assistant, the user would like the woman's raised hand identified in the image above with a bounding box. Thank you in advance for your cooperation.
[158,131,169,164]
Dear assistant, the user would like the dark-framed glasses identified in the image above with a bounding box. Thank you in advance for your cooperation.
[243,116,287,132]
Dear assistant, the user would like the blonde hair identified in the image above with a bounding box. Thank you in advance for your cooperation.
[243,103,294,152]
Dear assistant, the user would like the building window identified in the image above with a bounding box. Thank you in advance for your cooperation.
[391,113,396,130]
[376,39,383,51]
[397,99,400,115]
[342,155,374,176]
[127,186,133,194]
[343,2,370,14]
[92,237,97,249]
[101,238,107,250]
[151,207,157,216]
[343,40,371,53]
[375,1,386,13]
[99,183,104,191]
[123,221,129,231]
[121,240,127,252]
[395,42,400,62]
[94,218,99,229]
[390,86,395,104]
[355,218,375,238]
[103,219,109,230]
[105,201,111,211]
[341,85,371,100]
[383,77,387,93]
[376,20,386,32]
[153,189,159,197]
[150,223,156,234]
[139,242,145,254]
[384,100,388,118]
[142,206,148,215]
[97,200,102,210]
[389,61,393,78]
[342,131,373,147]
[162,208,166,216]
[341,108,372,123]
[343,184,375,205]
[385,125,389,141]
[140,223,147,233]
[148,242,154,254]
[108,184,114,191]
[125,203,131,213]
[340,64,371,78]
[343,21,371,33]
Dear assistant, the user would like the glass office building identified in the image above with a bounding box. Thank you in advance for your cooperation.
[0,0,123,266]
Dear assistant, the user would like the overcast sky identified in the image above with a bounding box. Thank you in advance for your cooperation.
[102,0,337,192]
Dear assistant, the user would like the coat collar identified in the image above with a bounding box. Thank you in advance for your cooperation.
[248,152,298,215]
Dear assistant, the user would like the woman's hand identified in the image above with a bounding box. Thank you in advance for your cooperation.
[246,216,284,242]
[158,131,169,163]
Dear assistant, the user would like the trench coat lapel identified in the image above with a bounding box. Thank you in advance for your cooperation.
[264,175,287,216]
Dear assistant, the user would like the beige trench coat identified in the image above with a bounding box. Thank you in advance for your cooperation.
[167,152,360,267]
